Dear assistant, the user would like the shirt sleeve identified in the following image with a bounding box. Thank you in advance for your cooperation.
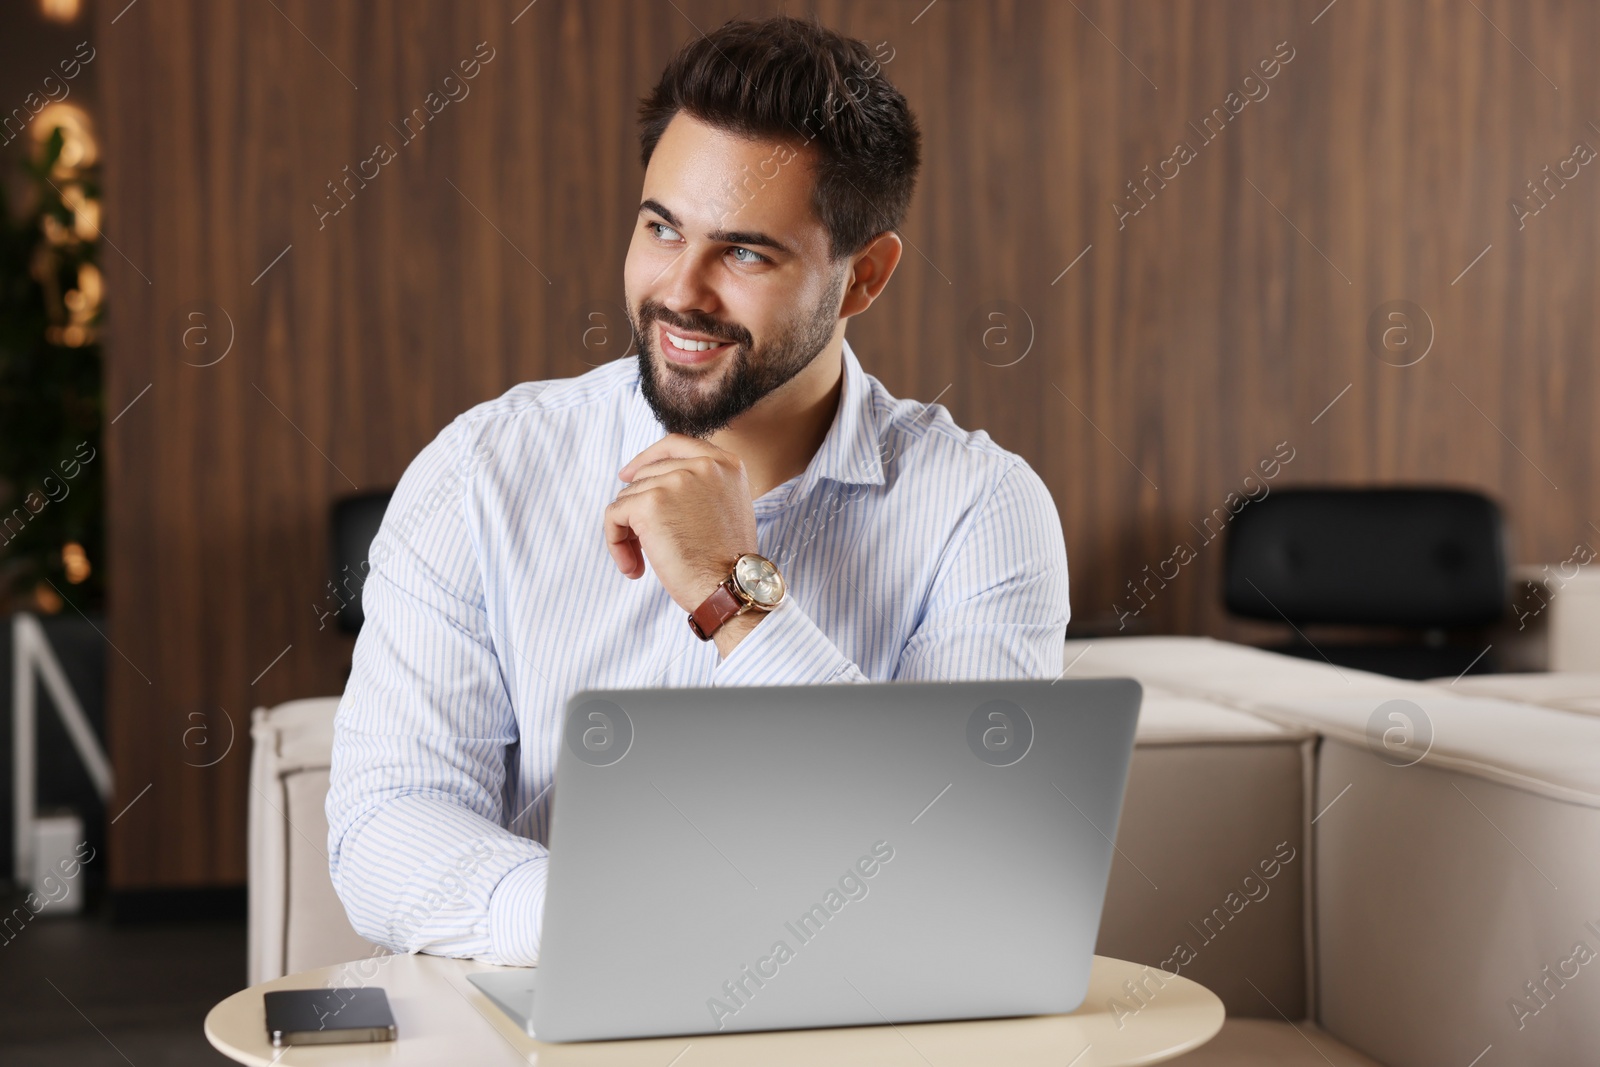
[711,460,1070,686]
[326,416,549,967]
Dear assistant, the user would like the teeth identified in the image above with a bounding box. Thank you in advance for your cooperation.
[665,330,726,352]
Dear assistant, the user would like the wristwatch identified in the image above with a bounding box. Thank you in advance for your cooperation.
[688,552,788,640]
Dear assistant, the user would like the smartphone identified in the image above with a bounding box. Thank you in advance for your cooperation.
[263,987,398,1046]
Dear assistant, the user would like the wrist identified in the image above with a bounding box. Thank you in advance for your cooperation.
[687,551,787,644]
[712,607,764,659]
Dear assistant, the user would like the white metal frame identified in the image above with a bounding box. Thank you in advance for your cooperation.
[11,612,112,885]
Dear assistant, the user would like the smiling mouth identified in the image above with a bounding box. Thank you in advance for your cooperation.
[657,321,737,363]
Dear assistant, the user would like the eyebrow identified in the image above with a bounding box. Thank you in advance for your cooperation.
[639,198,795,257]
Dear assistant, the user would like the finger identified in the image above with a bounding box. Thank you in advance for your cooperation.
[619,433,724,481]
[624,456,715,485]
[615,533,643,578]
[609,531,643,579]
[613,475,681,502]
[603,496,646,579]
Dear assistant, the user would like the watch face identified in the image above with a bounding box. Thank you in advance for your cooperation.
[734,553,786,607]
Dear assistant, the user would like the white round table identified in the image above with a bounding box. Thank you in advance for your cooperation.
[206,952,1223,1066]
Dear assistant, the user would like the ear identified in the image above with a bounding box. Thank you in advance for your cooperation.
[838,231,904,319]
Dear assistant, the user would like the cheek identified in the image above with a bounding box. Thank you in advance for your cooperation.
[721,292,774,341]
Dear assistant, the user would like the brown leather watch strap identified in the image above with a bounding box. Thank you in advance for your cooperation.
[688,579,746,641]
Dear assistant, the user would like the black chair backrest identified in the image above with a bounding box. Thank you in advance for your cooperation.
[329,490,393,633]
[1224,487,1506,628]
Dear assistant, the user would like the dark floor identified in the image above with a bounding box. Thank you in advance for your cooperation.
[0,894,244,1065]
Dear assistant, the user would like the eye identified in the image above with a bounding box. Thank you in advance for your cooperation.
[729,246,769,265]
[647,221,681,242]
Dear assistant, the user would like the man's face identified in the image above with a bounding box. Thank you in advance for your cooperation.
[625,112,847,438]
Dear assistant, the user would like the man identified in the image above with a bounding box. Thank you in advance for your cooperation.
[327,14,1068,966]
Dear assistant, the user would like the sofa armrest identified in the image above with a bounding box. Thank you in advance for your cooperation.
[1085,678,1317,1020]
[248,697,376,984]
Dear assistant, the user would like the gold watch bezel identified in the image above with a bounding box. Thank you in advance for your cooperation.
[730,552,787,611]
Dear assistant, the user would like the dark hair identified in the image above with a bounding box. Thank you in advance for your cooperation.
[638,15,921,260]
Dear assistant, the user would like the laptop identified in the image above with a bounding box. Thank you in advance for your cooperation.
[468,677,1142,1043]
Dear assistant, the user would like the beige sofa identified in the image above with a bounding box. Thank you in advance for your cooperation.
[248,638,1600,1064]
[1072,637,1600,1066]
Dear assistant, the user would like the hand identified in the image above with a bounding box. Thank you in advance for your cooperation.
[606,434,760,614]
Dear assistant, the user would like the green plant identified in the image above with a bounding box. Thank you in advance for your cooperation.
[0,125,104,614]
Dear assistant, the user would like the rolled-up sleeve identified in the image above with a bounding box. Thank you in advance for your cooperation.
[326,417,549,966]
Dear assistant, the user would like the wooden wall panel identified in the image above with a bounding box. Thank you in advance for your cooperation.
[97,0,1600,887]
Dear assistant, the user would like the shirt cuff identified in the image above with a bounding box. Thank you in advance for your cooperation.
[711,598,860,686]
[487,857,548,966]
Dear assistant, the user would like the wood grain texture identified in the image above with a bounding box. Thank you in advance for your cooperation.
[97,0,1598,887]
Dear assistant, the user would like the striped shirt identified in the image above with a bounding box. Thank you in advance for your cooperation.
[326,337,1070,966]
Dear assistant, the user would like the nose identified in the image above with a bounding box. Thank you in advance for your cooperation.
[655,246,721,320]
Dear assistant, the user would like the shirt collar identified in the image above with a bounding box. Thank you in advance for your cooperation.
[802,336,887,490]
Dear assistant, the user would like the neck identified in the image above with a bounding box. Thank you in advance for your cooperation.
[711,339,846,500]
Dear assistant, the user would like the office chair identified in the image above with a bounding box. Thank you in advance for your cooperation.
[328,490,393,634]
[1224,487,1507,679]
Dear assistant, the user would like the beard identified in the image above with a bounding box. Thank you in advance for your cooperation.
[629,271,846,439]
